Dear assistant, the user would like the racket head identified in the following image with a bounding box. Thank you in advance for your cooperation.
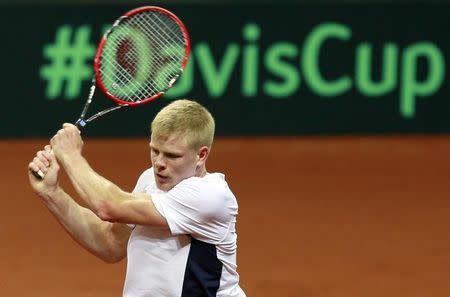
[94,6,191,107]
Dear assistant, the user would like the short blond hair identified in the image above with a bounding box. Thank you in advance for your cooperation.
[151,99,215,150]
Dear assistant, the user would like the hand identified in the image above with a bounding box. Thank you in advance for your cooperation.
[50,123,84,163]
[28,145,60,197]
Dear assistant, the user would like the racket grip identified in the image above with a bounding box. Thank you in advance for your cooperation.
[31,169,45,180]
[75,119,87,129]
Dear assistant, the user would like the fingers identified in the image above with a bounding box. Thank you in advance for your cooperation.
[50,123,84,156]
[28,161,41,175]
[62,122,76,129]
[29,150,51,176]
[28,161,45,180]
[62,123,80,134]
[51,124,81,141]
[43,145,57,164]
[38,150,50,167]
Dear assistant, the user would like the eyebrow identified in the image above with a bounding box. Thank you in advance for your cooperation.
[150,143,184,156]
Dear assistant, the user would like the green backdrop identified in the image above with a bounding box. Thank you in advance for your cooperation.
[1,3,449,136]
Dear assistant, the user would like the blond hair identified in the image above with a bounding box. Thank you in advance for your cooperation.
[151,99,215,150]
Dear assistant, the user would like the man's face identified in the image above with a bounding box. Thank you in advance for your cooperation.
[150,133,198,191]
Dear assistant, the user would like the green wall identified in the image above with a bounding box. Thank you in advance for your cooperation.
[1,2,449,136]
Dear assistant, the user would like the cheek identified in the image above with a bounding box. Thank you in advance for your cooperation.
[172,159,196,176]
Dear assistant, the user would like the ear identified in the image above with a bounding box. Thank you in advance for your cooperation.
[197,146,209,166]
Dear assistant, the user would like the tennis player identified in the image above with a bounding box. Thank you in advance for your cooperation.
[28,99,246,297]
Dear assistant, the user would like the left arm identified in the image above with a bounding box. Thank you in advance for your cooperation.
[50,123,168,228]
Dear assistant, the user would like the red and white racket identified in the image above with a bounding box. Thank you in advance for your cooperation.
[33,6,190,178]
[78,5,190,127]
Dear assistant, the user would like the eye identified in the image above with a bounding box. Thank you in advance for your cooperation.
[151,148,159,155]
[166,153,181,159]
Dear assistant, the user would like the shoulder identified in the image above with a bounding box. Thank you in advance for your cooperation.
[176,173,232,196]
[153,173,238,237]
[133,167,155,193]
[170,173,238,211]
[138,167,154,179]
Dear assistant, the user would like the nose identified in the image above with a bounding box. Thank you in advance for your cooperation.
[153,155,166,170]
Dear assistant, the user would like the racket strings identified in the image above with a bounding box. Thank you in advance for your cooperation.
[99,10,187,102]
[107,15,180,98]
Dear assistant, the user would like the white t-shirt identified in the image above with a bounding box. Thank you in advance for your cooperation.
[123,168,246,297]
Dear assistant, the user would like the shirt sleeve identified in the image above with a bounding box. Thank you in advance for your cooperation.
[151,177,234,243]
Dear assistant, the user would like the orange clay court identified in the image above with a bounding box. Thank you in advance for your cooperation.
[1,135,450,297]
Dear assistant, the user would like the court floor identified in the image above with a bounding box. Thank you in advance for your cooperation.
[1,135,450,296]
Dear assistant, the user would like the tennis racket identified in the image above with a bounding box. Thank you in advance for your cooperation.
[33,6,190,179]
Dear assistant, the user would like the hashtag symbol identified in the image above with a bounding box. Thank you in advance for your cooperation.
[40,25,96,100]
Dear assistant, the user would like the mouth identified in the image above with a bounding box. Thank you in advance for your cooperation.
[155,173,169,182]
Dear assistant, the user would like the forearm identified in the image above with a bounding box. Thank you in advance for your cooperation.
[41,187,128,262]
[57,152,168,227]
[59,153,128,212]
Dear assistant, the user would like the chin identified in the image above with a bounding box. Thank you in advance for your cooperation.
[156,182,173,192]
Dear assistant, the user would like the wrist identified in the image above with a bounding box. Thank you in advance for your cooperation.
[40,185,63,202]
[59,151,83,168]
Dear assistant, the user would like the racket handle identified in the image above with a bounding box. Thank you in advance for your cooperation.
[32,169,45,180]
[75,119,87,129]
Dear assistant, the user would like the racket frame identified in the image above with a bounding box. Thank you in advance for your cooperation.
[93,6,191,107]
[75,6,191,128]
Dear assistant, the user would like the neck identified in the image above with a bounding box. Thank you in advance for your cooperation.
[196,165,207,177]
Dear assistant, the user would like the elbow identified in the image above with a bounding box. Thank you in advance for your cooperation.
[95,249,125,263]
[94,200,119,222]
[101,253,125,264]
[93,183,128,222]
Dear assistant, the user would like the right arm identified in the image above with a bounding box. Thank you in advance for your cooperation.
[40,187,131,263]
[28,146,131,263]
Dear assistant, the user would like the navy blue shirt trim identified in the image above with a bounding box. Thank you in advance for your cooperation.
[181,238,223,297]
